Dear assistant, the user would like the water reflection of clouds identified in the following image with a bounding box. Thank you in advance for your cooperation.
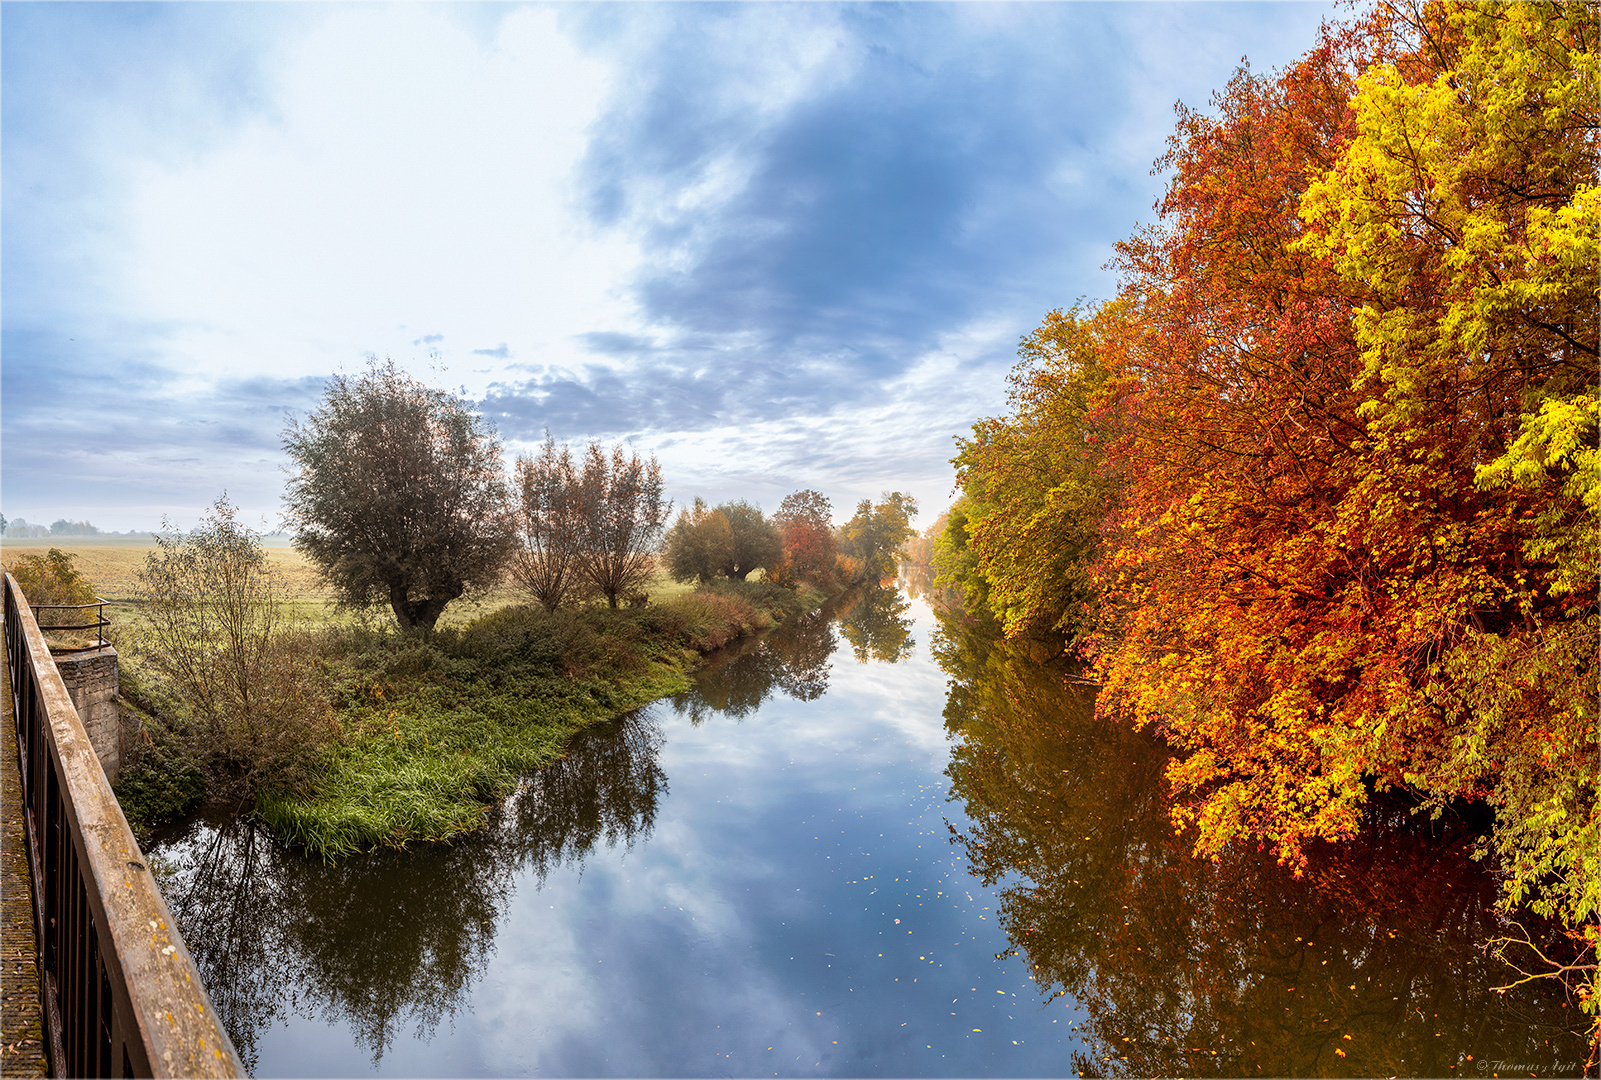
[474,831,832,1076]
[154,591,1094,1076]
[460,597,1051,1075]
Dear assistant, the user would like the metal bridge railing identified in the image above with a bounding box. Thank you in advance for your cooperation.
[31,597,111,654]
[4,572,243,1078]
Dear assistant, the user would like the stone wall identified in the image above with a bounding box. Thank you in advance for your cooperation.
[55,646,122,783]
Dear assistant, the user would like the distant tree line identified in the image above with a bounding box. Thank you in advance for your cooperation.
[1,516,132,538]
[659,488,918,593]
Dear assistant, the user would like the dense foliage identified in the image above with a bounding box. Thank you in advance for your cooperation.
[663,498,781,584]
[772,489,839,587]
[838,492,919,584]
[935,608,1590,1073]
[946,0,1597,1017]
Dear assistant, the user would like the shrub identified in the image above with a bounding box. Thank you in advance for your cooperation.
[130,496,336,802]
[6,548,101,647]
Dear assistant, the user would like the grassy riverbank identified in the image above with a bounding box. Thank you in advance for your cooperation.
[121,578,825,860]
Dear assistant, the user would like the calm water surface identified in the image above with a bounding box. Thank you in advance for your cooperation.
[147,590,1589,1077]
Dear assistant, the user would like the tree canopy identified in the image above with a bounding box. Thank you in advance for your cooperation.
[944,0,1597,1015]
[838,492,918,584]
[773,489,837,586]
[663,499,781,584]
[282,360,515,632]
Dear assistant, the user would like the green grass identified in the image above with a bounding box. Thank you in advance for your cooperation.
[230,578,827,859]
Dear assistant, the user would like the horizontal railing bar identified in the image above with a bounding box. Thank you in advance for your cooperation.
[29,598,110,611]
[35,620,111,633]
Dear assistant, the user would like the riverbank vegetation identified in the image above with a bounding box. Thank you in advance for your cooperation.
[111,510,828,858]
[7,488,918,859]
[86,484,913,859]
[68,362,926,858]
[939,0,1597,1023]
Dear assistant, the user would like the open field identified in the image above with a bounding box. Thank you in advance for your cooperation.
[0,539,699,629]
[2,539,325,602]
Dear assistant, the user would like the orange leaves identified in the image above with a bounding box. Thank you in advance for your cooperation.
[945,11,1597,1016]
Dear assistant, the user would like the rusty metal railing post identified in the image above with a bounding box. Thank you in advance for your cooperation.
[4,573,243,1078]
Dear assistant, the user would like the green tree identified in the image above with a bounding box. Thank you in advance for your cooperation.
[715,500,781,581]
[837,492,918,583]
[663,499,781,584]
[952,305,1122,637]
[282,360,515,632]
[664,498,731,585]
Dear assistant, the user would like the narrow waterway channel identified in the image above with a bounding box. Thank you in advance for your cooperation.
[146,590,1589,1077]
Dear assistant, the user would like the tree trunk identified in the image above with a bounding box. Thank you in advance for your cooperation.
[389,583,457,633]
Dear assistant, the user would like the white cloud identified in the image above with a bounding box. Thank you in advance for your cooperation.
[114,6,636,397]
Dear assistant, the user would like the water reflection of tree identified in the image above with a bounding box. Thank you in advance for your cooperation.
[506,707,667,885]
[934,610,1590,1078]
[150,707,667,1068]
[838,586,915,663]
[670,606,837,724]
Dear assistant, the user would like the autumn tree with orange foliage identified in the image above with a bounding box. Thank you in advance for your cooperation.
[772,489,838,587]
[949,0,1597,1023]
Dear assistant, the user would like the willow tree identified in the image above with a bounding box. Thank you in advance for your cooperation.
[575,441,671,608]
[512,433,590,611]
[282,361,515,632]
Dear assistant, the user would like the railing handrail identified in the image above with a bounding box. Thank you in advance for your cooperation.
[4,572,243,1077]
[29,596,110,652]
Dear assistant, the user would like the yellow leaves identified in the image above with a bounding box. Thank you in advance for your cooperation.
[1298,2,1597,415]
[957,7,1596,1013]
[1477,390,1600,597]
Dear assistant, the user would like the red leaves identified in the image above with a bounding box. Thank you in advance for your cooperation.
[953,3,1598,894]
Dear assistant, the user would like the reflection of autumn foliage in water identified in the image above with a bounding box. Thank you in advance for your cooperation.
[838,586,915,664]
[150,707,667,1069]
[669,605,837,723]
[935,609,1590,1078]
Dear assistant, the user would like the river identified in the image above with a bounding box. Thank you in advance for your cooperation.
[145,588,1590,1077]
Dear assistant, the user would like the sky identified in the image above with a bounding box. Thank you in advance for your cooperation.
[2,1,1338,534]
